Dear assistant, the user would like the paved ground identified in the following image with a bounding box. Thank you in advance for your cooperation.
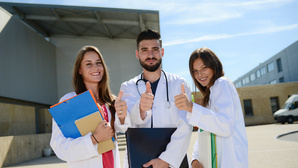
[4,122,298,168]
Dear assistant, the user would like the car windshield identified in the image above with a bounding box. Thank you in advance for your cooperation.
[281,102,291,109]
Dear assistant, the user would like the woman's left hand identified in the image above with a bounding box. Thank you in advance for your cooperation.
[115,90,127,124]
[174,83,193,112]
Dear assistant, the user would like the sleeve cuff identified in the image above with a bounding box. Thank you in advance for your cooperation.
[83,132,99,156]
[130,100,151,125]
[114,112,131,133]
[188,103,204,127]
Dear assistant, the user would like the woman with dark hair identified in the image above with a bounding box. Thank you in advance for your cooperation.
[50,45,130,168]
[174,47,248,168]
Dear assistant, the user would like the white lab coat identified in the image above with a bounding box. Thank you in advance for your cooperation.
[118,72,192,168]
[50,92,131,168]
[188,77,248,168]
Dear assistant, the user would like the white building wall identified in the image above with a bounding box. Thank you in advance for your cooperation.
[285,41,298,82]
[50,36,142,99]
[0,15,57,105]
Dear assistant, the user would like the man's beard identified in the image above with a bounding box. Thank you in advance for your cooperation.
[139,58,162,72]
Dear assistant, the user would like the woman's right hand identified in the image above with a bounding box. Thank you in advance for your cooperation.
[191,160,204,168]
[91,120,114,144]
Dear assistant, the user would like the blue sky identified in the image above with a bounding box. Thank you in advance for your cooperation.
[3,0,298,91]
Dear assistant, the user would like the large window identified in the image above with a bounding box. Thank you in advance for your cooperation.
[279,77,284,83]
[245,77,249,84]
[261,67,267,75]
[277,58,282,72]
[250,73,256,81]
[267,62,274,72]
[270,97,280,114]
[235,81,242,88]
[242,78,246,85]
[243,99,254,116]
[269,80,277,84]
[256,70,261,78]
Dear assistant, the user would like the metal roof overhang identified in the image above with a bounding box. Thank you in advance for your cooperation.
[0,2,160,39]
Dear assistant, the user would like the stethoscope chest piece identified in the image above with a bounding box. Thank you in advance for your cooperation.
[165,101,171,109]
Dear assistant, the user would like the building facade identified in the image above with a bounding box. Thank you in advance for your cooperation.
[0,3,160,166]
[234,40,298,87]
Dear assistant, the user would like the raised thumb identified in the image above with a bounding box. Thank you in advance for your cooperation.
[116,90,123,102]
[181,83,185,94]
[146,81,152,94]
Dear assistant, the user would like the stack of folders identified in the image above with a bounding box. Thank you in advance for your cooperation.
[49,90,115,154]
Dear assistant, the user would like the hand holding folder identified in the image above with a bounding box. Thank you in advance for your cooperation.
[49,90,115,155]
[75,111,115,154]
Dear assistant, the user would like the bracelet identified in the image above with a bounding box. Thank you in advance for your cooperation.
[92,134,99,143]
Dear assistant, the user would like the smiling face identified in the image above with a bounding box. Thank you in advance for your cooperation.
[136,39,164,72]
[79,51,104,86]
[193,58,214,88]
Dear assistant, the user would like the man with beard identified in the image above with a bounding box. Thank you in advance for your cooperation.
[117,29,192,168]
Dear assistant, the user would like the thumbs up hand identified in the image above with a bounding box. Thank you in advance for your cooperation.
[115,90,127,124]
[174,83,193,112]
[140,81,154,119]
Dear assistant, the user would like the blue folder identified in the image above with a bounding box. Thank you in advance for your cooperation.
[49,90,104,139]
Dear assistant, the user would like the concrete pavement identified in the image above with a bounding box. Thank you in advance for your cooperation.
[4,123,298,168]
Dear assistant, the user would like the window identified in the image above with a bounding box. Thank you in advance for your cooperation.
[270,97,280,114]
[235,81,242,88]
[245,77,249,84]
[243,99,254,116]
[242,78,246,85]
[261,67,266,75]
[250,73,255,81]
[256,70,261,78]
[277,58,282,72]
[290,101,298,110]
[267,62,274,72]
[279,77,284,83]
[269,80,277,84]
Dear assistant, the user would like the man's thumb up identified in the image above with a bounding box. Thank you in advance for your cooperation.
[146,81,152,94]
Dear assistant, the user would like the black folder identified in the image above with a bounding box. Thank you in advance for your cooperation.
[125,128,188,168]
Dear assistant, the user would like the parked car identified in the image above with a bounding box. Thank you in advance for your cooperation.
[273,94,298,124]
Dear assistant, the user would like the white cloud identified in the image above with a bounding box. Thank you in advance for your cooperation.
[164,24,298,46]
[163,0,294,25]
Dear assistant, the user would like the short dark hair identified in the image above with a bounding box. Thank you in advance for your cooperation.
[136,29,162,49]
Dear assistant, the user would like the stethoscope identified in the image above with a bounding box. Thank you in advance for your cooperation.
[136,70,171,109]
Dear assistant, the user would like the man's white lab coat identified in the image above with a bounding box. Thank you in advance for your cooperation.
[119,72,192,168]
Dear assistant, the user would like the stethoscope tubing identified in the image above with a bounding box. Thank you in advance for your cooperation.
[136,70,170,109]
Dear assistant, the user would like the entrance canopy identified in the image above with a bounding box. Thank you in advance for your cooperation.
[0,2,160,39]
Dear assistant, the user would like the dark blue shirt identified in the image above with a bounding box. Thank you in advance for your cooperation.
[143,78,160,96]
